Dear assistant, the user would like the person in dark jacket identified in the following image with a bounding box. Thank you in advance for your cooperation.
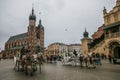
[20,47,26,60]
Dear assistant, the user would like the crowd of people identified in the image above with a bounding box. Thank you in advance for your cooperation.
[78,53,103,68]
[45,55,63,63]
[44,52,106,68]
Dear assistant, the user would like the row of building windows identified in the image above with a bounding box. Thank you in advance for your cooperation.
[6,39,27,49]
[106,13,119,25]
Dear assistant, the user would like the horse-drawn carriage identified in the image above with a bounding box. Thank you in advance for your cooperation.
[62,56,80,66]
[62,53,97,68]
[14,52,44,76]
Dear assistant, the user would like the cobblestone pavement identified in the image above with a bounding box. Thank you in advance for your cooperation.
[0,59,120,80]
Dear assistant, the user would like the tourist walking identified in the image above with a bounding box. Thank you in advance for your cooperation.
[108,54,112,63]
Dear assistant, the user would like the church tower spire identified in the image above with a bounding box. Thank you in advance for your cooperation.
[29,6,36,21]
[29,6,36,27]
[32,7,34,15]
[83,28,89,38]
[103,6,107,15]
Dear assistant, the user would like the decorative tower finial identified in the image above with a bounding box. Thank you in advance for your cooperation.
[38,12,41,27]
[29,4,36,20]
[85,27,87,32]
[104,6,105,10]
[32,3,34,15]
[103,6,107,14]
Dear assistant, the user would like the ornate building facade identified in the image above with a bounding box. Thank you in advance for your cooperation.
[88,0,120,59]
[47,42,67,56]
[3,8,44,58]
[67,44,81,55]
[45,42,81,57]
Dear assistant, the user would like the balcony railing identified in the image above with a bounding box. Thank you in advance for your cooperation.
[105,32,120,38]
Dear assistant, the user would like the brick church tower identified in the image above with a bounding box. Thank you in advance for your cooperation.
[28,7,44,54]
[3,7,45,58]
[36,19,44,53]
[27,7,37,53]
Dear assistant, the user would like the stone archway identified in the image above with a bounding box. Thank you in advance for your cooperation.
[108,41,120,59]
[114,46,120,59]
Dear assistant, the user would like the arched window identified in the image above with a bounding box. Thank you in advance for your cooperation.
[19,41,21,45]
[16,41,18,46]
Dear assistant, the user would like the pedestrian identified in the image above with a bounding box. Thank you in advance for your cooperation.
[108,54,112,63]
[91,53,96,68]
[20,47,26,60]
[96,53,102,65]
[79,54,84,67]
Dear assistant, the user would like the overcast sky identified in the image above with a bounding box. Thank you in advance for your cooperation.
[0,0,116,50]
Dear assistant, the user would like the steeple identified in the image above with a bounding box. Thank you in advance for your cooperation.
[38,19,42,27]
[83,28,89,38]
[32,7,34,15]
[29,6,36,20]
[38,12,44,28]
[103,6,107,14]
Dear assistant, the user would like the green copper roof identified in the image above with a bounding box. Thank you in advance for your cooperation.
[7,33,27,42]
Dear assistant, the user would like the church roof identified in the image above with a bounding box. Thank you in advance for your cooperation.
[7,33,27,42]
[92,25,104,40]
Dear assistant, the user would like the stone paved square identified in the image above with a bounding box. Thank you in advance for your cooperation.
[0,59,120,80]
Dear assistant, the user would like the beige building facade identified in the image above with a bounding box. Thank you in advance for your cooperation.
[68,44,81,55]
[46,42,81,57]
[47,42,67,56]
[86,0,120,58]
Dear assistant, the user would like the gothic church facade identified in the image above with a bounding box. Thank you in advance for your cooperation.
[3,8,44,58]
